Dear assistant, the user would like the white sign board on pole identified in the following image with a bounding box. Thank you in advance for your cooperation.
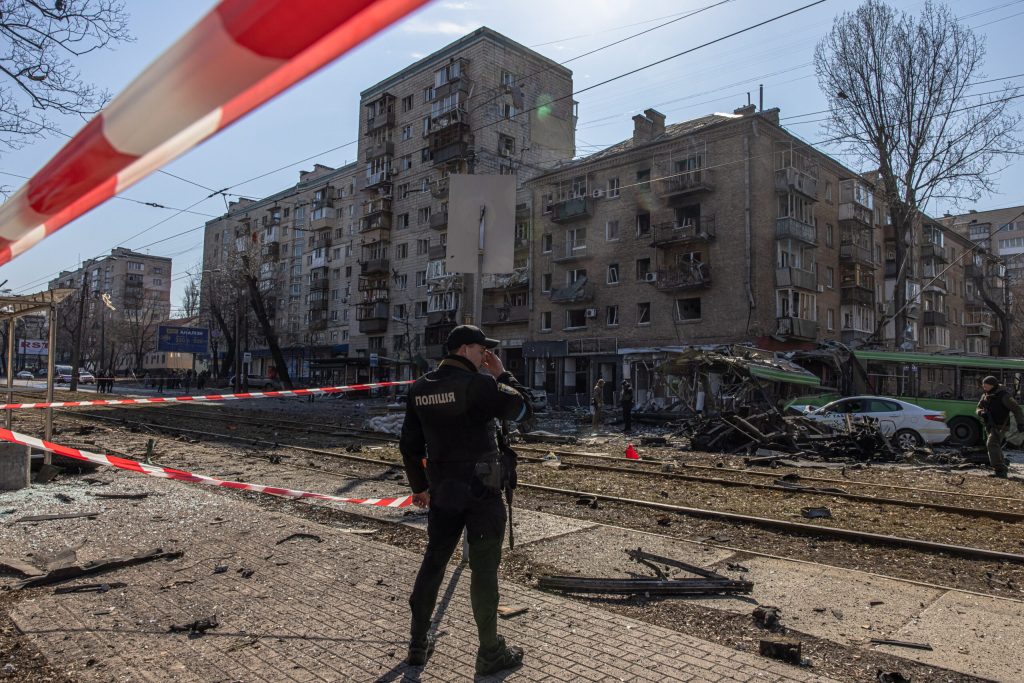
[446,174,516,275]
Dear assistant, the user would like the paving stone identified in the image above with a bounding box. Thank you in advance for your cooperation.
[6,474,830,682]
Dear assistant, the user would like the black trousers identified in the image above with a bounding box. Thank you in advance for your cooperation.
[409,470,506,650]
[622,403,633,432]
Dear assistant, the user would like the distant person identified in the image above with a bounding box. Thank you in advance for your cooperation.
[183,369,193,394]
[591,378,605,432]
[977,376,1024,479]
[197,370,208,392]
[620,380,634,434]
[156,371,165,394]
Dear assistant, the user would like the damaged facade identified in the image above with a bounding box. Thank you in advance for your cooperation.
[523,105,1007,407]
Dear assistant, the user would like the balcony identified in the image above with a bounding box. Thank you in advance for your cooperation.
[431,178,449,199]
[841,286,874,307]
[309,278,328,291]
[361,258,390,275]
[777,316,819,341]
[922,311,948,327]
[429,105,469,131]
[775,217,817,245]
[657,169,714,201]
[551,241,589,263]
[428,243,446,260]
[775,266,817,291]
[923,276,947,292]
[309,214,335,231]
[481,305,528,325]
[549,280,594,304]
[775,167,818,199]
[261,242,280,260]
[920,243,948,263]
[649,263,711,291]
[434,73,472,100]
[966,316,993,335]
[314,233,332,252]
[308,253,326,269]
[425,343,447,359]
[357,302,389,333]
[363,170,393,191]
[650,216,716,247]
[364,140,394,161]
[426,311,458,326]
[429,212,448,230]
[432,140,469,166]
[308,297,328,311]
[839,242,874,266]
[366,110,395,134]
[550,196,590,223]
[309,319,328,332]
[838,201,873,227]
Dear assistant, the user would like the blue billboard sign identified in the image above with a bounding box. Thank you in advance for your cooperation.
[157,326,209,354]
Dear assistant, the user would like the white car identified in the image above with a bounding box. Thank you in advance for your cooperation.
[799,396,950,449]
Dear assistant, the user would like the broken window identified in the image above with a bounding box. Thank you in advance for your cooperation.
[675,297,701,321]
[607,263,619,284]
[566,309,586,328]
[606,305,619,326]
[637,302,651,325]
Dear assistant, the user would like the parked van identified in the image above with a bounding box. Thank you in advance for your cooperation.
[54,365,74,383]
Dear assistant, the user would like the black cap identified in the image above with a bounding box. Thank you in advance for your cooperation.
[446,325,499,351]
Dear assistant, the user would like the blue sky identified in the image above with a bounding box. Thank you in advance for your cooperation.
[1,0,1021,311]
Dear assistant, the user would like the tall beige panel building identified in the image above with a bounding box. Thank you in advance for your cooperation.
[355,27,575,379]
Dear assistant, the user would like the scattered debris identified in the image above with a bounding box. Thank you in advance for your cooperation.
[726,563,749,573]
[161,579,195,590]
[640,436,668,446]
[801,507,833,519]
[0,557,44,577]
[497,605,528,619]
[17,511,101,523]
[53,493,75,503]
[753,605,782,629]
[575,495,598,509]
[169,615,219,636]
[870,638,933,651]
[54,582,127,594]
[33,464,62,484]
[17,547,182,589]
[876,671,912,683]
[759,637,802,665]
[276,532,323,545]
[213,565,228,574]
[90,492,150,500]
[538,548,753,597]
[521,431,578,446]
[239,568,255,579]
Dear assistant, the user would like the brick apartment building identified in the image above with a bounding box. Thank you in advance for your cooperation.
[524,105,1002,405]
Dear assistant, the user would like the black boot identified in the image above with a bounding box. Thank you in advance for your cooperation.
[407,633,435,666]
[992,468,1009,479]
[475,635,523,675]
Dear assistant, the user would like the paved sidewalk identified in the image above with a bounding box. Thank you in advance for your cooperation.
[1,474,832,682]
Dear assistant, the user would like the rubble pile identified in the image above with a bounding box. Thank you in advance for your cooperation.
[677,410,898,461]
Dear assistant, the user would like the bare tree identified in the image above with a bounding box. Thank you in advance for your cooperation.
[117,293,164,374]
[0,0,132,155]
[180,269,201,318]
[814,0,1021,349]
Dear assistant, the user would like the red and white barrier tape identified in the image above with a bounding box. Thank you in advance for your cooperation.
[0,0,428,265]
[0,427,412,508]
[0,380,413,410]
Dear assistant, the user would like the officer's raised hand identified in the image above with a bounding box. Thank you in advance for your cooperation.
[481,349,506,378]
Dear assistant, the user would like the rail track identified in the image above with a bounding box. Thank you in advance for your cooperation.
[54,402,1024,523]
[48,407,1024,566]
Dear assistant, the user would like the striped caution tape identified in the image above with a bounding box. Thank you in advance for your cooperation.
[0,427,412,508]
[0,0,428,265]
[0,380,414,410]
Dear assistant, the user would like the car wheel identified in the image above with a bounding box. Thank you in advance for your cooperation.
[892,429,924,450]
[947,416,982,447]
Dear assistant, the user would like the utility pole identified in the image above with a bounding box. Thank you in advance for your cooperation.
[69,264,90,392]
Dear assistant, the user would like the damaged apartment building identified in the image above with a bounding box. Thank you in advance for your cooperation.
[524,105,1006,408]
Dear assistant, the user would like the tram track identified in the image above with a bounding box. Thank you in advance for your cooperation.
[59,403,1024,522]
[51,407,1024,566]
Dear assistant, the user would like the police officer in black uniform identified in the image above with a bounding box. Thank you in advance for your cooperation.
[400,325,531,675]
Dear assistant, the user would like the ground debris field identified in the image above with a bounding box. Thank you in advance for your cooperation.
[1,392,1022,682]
